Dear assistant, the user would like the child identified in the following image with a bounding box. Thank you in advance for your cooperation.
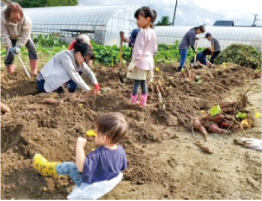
[205,33,221,64]
[126,6,158,107]
[68,34,92,50]
[33,112,128,199]
[178,25,206,71]
[190,48,214,69]
[68,34,94,68]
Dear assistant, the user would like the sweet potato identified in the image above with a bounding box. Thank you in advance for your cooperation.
[27,104,45,111]
[220,102,236,109]
[203,114,225,123]
[218,121,234,129]
[193,118,208,141]
[1,102,10,113]
[222,107,235,114]
[194,142,213,154]
[42,98,58,105]
[209,124,228,134]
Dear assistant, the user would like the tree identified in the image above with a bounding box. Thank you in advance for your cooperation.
[46,0,78,6]
[156,16,171,26]
[12,0,78,8]
[12,0,47,7]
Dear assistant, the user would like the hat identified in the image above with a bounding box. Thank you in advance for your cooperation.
[205,33,212,38]
[76,34,91,46]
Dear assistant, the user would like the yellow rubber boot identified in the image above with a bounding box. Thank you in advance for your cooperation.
[33,154,61,177]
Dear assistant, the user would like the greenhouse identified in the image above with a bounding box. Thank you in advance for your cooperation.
[23,5,261,50]
[23,5,139,46]
[155,26,262,51]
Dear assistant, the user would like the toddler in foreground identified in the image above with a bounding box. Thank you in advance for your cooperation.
[33,112,128,199]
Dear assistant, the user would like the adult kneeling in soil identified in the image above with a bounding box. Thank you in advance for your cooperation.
[190,48,214,69]
[1,3,38,75]
[36,40,100,93]
[178,25,206,71]
[205,32,221,64]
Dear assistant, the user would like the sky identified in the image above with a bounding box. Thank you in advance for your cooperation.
[78,0,262,26]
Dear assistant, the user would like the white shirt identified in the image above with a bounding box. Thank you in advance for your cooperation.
[38,50,98,93]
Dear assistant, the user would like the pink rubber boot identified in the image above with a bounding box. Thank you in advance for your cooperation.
[131,94,138,103]
[140,94,148,107]
[30,59,39,76]
[7,64,16,75]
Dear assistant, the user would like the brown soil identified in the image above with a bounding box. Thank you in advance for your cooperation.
[1,64,261,199]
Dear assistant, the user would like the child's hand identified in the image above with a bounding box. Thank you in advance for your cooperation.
[76,137,87,148]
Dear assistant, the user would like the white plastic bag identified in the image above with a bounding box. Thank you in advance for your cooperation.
[235,138,262,150]
[67,173,123,200]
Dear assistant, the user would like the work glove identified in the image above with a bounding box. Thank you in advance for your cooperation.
[10,47,21,55]
[94,84,101,92]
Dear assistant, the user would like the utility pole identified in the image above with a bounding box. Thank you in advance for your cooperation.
[252,14,259,26]
[172,0,178,26]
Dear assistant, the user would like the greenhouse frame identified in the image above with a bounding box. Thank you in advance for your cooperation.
[22,5,262,50]
[24,5,139,46]
[155,26,262,51]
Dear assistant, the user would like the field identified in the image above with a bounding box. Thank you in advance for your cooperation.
[1,50,261,199]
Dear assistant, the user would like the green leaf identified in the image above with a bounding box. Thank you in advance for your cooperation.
[236,112,247,119]
[209,105,222,116]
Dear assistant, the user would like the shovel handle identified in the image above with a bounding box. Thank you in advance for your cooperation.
[17,55,31,78]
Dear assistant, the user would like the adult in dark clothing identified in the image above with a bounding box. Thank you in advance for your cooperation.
[205,32,221,64]
[190,48,214,69]
[178,25,206,71]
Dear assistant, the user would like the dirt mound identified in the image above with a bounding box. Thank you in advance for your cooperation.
[1,65,259,199]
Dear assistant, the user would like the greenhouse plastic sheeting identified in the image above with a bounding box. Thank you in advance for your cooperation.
[24,5,139,46]
[155,26,262,51]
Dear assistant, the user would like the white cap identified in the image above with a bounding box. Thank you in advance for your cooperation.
[77,34,91,46]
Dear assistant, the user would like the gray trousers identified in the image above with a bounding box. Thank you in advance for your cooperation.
[4,38,38,66]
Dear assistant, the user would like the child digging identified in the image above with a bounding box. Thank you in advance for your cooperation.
[33,112,128,200]
[127,6,158,107]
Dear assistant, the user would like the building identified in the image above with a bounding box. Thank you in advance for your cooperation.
[213,21,234,26]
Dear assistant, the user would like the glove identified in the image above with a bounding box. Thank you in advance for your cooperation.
[94,84,101,92]
[10,47,21,55]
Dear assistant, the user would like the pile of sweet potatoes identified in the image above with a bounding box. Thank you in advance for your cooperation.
[193,101,243,141]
